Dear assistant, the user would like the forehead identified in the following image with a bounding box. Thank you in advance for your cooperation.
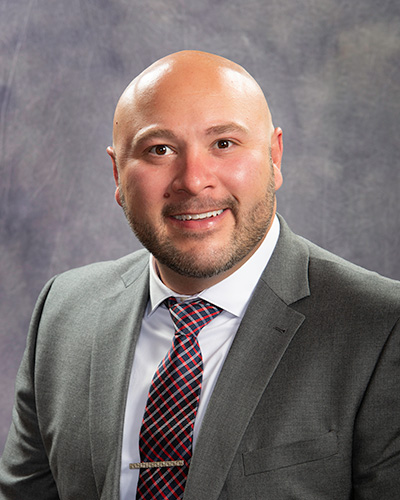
[114,64,271,144]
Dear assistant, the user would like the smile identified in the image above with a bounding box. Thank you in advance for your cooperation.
[172,209,224,221]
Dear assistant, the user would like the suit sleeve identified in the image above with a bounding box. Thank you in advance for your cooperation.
[352,318,400,499]
[0,278,60,500]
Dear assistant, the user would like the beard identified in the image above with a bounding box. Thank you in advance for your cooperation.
[119,166,276,279]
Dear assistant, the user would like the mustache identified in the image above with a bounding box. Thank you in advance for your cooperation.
[162,197,238,217]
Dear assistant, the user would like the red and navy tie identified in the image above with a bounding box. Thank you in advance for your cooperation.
[136,297,222,499]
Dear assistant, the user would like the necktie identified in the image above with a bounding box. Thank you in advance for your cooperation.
[136,298,222,499]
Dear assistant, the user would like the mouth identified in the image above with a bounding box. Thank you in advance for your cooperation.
[172,209,225,221]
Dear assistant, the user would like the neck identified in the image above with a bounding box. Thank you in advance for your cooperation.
[155,233,269,295]
[155,265,232,295]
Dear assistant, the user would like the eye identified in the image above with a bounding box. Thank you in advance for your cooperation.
[149,144,174,156]
[215,139,233,149]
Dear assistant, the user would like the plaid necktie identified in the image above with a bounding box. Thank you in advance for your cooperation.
[136,297,222,499]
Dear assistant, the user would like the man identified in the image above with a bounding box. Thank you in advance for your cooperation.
[0,50,399,499]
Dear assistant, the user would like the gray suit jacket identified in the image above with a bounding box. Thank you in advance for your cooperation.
[1,216,399,499]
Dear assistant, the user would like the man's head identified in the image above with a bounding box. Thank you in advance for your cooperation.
[107,50,283,294]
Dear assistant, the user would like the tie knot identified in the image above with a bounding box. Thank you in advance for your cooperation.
[165,297,222,337]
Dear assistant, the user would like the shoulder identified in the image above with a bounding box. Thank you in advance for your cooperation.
[303,236,400,307]
[273,215,400,318]
[293,236,400,344]
[44,248,150,302]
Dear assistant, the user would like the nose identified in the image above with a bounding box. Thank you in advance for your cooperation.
[171,149,216,196]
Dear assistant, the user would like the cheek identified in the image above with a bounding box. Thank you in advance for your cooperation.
[121,167,168,208]
[222,153,271,197]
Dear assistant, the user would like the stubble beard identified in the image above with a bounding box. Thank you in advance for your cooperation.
[119,172,276,279]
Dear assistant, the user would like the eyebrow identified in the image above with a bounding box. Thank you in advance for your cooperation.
[132,129,179,150]
[205,122,250,136]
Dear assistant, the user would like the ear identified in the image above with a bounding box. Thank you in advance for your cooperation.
[107,146,122,207]
[270,127,283,191]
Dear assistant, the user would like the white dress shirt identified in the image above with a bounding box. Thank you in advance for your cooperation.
[120,216,280,499]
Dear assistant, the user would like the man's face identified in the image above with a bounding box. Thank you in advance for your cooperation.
[110,60,282,290]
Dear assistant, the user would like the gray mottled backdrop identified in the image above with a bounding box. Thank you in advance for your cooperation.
[1,0,399,453]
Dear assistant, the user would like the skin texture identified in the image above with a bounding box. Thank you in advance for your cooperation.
[107,50,283,294]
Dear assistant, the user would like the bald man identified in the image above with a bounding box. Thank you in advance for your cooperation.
[1,51,399,500]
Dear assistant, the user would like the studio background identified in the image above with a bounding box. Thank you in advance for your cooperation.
[1,0,399,454]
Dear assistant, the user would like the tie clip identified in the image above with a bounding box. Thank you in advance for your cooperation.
[129,460,185,469]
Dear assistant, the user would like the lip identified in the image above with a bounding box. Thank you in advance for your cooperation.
[172,209,225,221]
[167,208,228,230]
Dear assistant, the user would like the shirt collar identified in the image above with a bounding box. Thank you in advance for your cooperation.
[148,215,280,318]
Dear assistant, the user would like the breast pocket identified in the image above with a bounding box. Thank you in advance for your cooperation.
[243,430,338,476]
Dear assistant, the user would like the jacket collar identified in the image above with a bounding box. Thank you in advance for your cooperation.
[184,215,310,500]
[89,216,311,499]
[89,250,149,498]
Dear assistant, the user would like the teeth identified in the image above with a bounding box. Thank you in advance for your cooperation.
[173,209,224,221]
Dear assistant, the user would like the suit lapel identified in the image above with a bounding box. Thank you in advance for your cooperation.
[89,253,149,498]
[184,216,311,500]
[86,217,310,499]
